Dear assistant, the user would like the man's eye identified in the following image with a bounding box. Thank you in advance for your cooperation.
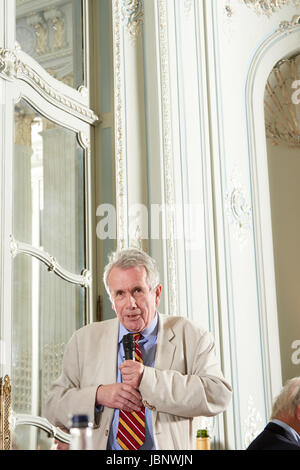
[134,288,143,295]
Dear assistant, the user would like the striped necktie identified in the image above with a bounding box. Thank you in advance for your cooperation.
[117,333,145,450]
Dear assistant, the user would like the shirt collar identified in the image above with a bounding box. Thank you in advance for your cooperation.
[271,419,300,443]
[118,312,158,344]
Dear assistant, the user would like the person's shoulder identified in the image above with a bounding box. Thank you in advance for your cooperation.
[158,312,208,337]
[73,317,118,340]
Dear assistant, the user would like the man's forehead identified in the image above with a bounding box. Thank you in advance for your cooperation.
[108,265,148,286]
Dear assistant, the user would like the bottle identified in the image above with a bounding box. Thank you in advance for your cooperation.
[69,414,93,450]
[196,428,211,450]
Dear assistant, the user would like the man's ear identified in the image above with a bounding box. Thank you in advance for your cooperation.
[155,284,162,307]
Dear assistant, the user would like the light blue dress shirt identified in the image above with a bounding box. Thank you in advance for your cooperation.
[271,419,300,444]
[107,313,158,450]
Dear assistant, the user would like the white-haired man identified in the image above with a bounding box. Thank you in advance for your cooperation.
[247,377,300,450]
[44,248,232,450]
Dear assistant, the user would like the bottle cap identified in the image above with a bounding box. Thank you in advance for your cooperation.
[70,414,91,428]
[197,428,209,438]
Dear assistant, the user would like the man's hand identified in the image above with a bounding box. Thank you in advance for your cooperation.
[53,427,70,450]
[96,383,143,412]
[119,360,144,389]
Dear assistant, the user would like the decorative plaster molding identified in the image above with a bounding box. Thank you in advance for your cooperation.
[157,0,179,316]
[225,4,234,18]
[0,47,99,125]
[78,131,91,151]
[9,235,92,288]
[184,0,193,15]
[113,0,128,249]
[27,13,49,55]
[277,14,300,31]
[244,395,262,448]
[44,8,67,51]
[11,413,71,444]
[129,223,143,250]
[122,0,144,40]
[243,0,300,16]
[226,169,252,246]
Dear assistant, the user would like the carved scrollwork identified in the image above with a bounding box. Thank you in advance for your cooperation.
[277,14,300,31]
[11,413,71,444]
[122,0,144,40]
[226,169,252,246]
[78,131,91,151]
[0,47,99,125]
[0,49,17,79]
[243,0,300,17]
[9,235,92,288]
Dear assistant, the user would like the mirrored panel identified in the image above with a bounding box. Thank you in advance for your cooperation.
[265,53,300,384]
[11,254,85,429]
[13,99,86,274]
[16,0,84,90]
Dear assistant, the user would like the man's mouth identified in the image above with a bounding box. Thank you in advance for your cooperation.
[125,311,141,318]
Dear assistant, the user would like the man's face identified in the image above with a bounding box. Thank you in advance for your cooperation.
[107,266,162,332]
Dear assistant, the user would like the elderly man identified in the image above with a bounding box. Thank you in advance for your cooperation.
[247,377,300,450]
[44,248,232,450]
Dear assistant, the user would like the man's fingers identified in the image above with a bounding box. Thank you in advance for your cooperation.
[119,387,142,406]
[120,383,142,400]
[96,383,143,411]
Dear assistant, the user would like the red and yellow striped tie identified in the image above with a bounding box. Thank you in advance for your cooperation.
[117,333,145,450]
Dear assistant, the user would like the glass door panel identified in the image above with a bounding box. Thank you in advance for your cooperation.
[13,98,86,274]
[11,254,85,417]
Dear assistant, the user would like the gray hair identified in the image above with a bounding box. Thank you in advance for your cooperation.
[270,377,300,419]
[103,248,160,298]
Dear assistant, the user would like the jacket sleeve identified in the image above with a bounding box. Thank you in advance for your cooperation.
[43,332,100,429]
[139,328,232,418]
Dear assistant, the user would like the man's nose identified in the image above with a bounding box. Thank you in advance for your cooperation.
[125,292,137,308]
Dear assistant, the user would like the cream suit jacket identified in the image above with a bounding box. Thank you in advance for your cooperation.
[44,313,232,450]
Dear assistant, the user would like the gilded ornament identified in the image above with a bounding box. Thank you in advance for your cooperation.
[243,0,300,16]
[0,375,12,450]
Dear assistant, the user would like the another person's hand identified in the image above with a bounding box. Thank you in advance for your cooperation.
[54,440,70,450]
[53,427,70,450]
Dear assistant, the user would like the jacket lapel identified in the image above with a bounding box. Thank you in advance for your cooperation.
[98,318,119,385]
[151,313,176,436]
[154,313,176,372]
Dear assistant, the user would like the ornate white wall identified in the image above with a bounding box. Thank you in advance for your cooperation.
[1,0,300,450]
[110,0,300,449]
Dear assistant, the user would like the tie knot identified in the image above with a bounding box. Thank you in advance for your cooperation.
[133,333,141,343]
